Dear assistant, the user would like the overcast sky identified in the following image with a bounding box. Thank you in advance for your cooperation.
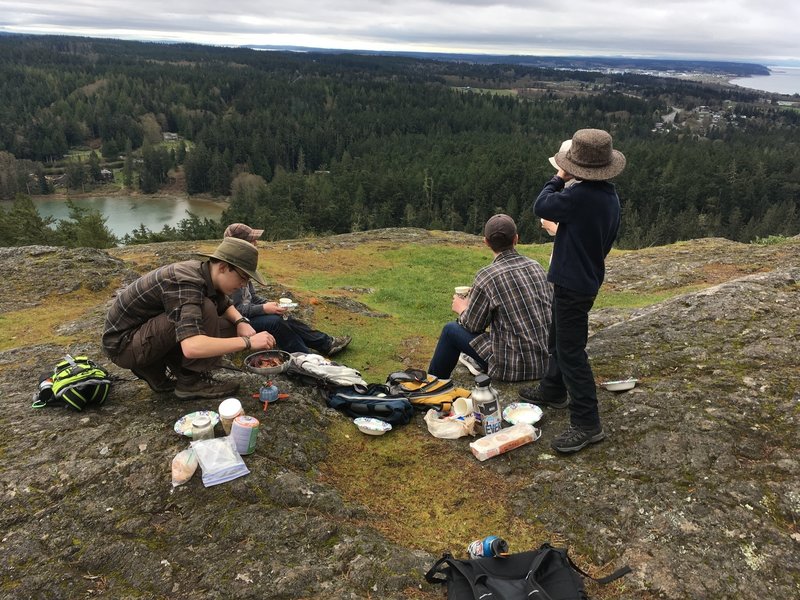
[1,1,798,65]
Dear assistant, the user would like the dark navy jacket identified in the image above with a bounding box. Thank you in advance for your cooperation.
[534,176,621,296]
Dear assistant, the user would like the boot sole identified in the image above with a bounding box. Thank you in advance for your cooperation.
[551,430,606,453]
[518,393,569,409]
[131,369,176,393]
[174,386,239,400]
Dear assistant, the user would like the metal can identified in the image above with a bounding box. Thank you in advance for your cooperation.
[467,535,509,559]
[259,382,278,404]
[231,415,259,455]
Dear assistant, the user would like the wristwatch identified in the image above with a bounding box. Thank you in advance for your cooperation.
[233,317,250,326]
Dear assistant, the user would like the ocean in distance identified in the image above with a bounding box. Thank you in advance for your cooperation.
[21,195,226,240]
[729,66,800,96]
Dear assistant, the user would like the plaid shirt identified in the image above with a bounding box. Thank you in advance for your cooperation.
[102,260,230,358]
[460,249,552,382]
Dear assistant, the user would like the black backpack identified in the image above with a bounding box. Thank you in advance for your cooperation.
[425,543,631,600]
[326,383,414,426]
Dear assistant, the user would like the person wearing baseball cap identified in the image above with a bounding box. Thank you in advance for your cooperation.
[223,223,352,357]
[102,236,276,400]
[428,214,552,382]
[520,128,626,453]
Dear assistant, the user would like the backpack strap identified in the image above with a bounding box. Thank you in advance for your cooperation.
[563,551,632,585]
[423,553,453,585]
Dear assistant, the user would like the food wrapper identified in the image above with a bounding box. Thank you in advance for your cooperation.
[469,423,540,461]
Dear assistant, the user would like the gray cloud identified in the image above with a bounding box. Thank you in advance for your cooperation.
[1,0,798,63]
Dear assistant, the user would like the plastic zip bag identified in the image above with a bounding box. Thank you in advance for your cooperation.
[190,436,250,487]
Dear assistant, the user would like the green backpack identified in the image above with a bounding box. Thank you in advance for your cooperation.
[32,355,112,411]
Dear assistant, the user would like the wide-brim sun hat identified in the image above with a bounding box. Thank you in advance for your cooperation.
[548,139,572,170]
[555,128,626,181]
[197,237,267,285]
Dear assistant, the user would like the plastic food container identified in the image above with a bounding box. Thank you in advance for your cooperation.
[353,417,392,436]
[602,378,638,392]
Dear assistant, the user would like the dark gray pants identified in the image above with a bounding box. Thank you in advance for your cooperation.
[111,298,234,375]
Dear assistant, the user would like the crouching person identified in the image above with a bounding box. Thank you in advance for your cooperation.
[101,237,276,400]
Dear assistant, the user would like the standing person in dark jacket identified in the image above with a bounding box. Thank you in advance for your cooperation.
[224,223,351,356]
[519,128,626,453]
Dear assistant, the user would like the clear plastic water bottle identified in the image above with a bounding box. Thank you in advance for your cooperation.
[467,535,509,559]
[471,373,501,435]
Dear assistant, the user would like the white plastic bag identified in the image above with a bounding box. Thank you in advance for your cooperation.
[423,408,475,439]
[171,448,198,487]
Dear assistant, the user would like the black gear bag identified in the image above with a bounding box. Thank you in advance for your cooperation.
[425,543,631,600]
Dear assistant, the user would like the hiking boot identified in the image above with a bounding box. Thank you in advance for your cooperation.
[132,365,176,393]
[550,424,606,453]
[174,370,240,400]
[518,386,568,409]
[327,335,352,357]
[458,353,485,376]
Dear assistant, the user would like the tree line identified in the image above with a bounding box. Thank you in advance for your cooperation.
[0,34,798,248]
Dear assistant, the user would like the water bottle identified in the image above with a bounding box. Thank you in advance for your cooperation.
[467,535,509,559]
[471,373,501,435]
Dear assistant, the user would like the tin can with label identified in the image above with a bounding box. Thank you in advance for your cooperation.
[231,415,259,455]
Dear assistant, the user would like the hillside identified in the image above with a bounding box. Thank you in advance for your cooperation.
[1,231,798,599]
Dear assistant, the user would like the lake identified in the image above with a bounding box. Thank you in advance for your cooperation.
[21,195,227,240]
[729,66,800,96]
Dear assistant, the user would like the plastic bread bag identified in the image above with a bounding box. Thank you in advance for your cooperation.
[424,408,476,439]
[171,448,198,487]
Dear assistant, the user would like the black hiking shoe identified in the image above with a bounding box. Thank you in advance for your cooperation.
[518,386,569,409]
[132,365,176,393]
[174,371,239,400]
[550,424,606,453]
[327,335,352,357]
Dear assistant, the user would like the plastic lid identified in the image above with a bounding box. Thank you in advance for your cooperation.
[192,415,211,428]
[474,373,492,387]
[218,397,243,418]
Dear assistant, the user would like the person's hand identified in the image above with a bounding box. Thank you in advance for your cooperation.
[249,331,276,350]
[236,322,256,337]
[452,294,469,315]
[263,302,287,316]
[557,168,573,182]
[540,218,558,236]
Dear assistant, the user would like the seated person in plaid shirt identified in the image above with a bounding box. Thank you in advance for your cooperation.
[427,214,552,382]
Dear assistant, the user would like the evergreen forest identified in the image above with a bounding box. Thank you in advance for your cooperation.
[0,34,798,248]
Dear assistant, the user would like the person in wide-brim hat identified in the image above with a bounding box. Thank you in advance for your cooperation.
[554,128,626,181]
[102,235,277,401]
[196,236,267,286]
[522,127,625,455]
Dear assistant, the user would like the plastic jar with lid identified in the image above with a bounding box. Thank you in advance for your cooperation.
[191,414,215,440]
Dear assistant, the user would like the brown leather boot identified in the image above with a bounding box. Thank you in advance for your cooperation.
[174,370,239,400]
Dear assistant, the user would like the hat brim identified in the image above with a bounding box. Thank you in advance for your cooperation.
[548,155,559,170]
[555,149,626,181]
[196,251,267,286]
[249,229,264,241]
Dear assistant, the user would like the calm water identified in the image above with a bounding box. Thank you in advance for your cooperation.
[22,195,226,239]
[729,66,800,96]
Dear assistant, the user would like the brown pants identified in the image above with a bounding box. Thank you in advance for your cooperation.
[111,298,236,374]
